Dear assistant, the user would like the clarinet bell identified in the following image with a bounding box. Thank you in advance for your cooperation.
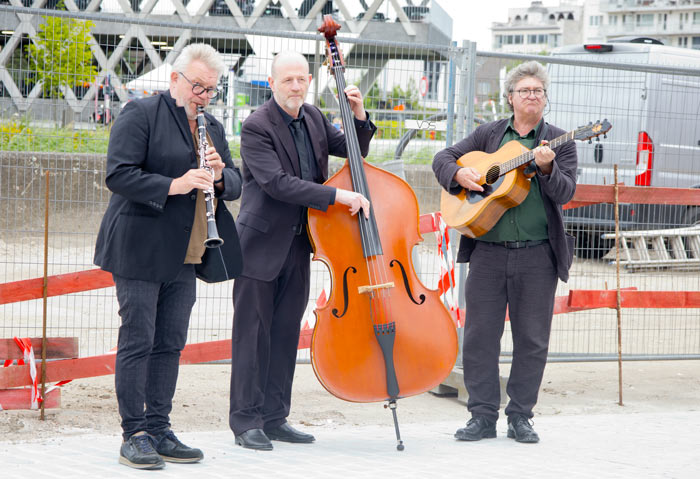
[204,220,224,248]
[204,236,224,248]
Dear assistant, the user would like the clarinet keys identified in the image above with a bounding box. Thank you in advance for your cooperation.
[196,105,224,248]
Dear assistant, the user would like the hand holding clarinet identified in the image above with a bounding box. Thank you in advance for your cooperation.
[167,106,224,247]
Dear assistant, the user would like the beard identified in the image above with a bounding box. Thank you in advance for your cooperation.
[174,94,198,120]
[281,96,304,115]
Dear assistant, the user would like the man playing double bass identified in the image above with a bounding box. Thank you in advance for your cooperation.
[229,51,376,450]
[432,61,577,443]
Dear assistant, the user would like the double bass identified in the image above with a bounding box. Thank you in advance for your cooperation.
[307,16,458,450]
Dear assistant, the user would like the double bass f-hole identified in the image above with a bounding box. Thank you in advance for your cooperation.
[389,260,425,306]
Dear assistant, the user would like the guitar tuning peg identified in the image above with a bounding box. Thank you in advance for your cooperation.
[588,139,593,144]
[588,121,592,125]
[596,136,600,142]
[604,134,607,139]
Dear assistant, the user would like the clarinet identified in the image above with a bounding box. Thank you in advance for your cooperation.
[196,105,224,248]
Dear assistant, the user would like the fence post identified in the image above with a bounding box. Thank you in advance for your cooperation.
[445,41,457,147]
[453,41,477,315]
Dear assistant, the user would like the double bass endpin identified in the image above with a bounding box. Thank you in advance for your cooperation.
[384,400,404,451]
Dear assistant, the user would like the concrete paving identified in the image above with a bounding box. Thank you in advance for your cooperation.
[1,411,697,478]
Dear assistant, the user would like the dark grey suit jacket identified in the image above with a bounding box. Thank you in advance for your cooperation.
[237,99,376,281]
[432,118,578,282]
[94,91,243,283]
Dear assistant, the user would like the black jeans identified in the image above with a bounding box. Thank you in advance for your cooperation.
[462,241,558,422]
[113,264,196,440]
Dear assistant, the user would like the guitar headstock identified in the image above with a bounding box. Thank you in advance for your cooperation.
[318,15,344,76]
[574,119,612,142]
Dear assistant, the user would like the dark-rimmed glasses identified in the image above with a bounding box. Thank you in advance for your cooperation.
[178,71,220,99]
[513,88,546,99]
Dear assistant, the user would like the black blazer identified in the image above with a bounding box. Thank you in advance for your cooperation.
[432,118,578,282]
[94,91,243,283]
[237,99,376,281]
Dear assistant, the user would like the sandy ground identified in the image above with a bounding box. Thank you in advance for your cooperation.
[2,359,699,443]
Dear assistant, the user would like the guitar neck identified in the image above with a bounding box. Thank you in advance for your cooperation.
[502,130,575,174]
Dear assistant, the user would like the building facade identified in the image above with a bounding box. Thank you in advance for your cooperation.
[598,0,700,49]
[490,0,700,53]
[491,0,583,54]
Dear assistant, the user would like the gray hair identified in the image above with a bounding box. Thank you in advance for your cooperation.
[502,60,549,110]
[172,43,226,79]
[270,51,308,79]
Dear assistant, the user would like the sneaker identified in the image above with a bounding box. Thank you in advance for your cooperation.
[454,415,497,441]
[119,431,165,470]
[152,429,204,463]
[507,414,540,443]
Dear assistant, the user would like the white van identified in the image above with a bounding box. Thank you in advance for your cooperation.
[546,37,700,256]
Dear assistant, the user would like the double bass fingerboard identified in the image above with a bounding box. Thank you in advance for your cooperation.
[326,36,383,258]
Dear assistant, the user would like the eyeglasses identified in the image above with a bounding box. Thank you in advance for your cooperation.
[513,88,546,99]
[178,71,220,99]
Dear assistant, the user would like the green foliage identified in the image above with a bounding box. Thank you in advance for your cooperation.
[0,122,109,153]
[24,2,97,99]
[364,79,420,112]
[0,114,33,150]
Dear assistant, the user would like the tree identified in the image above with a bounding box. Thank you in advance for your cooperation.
[25,2,97,125]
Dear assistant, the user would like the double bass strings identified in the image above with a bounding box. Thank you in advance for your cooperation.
[329,41,395,328]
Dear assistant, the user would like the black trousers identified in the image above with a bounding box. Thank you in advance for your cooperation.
[462,241,558,422]
[229,235,311,435]
[113,264,196,440]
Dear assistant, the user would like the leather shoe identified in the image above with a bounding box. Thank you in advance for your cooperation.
[235,428,273,451]
[151,429,203,463]
[507,414,540,443]
[264,422,315,443]
[454,415,497,441]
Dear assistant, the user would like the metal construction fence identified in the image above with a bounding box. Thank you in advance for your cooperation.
[1,5,699,363]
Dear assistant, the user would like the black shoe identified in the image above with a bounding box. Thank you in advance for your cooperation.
[119,431,165,470]
[264,422,315,443]
[507,414,540,443]
[454,416,497,441]
[235,428,273,451]
[152,429,204,463]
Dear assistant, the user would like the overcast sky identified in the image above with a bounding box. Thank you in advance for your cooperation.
[437,0,544,51]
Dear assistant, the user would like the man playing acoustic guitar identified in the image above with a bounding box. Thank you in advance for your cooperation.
[432,61,577,443]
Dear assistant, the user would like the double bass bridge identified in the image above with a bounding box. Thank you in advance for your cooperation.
[358,282,394,295]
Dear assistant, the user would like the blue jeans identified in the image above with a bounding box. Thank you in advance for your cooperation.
[113,264,196,440]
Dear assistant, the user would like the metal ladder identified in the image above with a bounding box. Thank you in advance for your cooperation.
[602,225,700,270]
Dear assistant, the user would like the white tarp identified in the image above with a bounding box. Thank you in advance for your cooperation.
[125,64,173,94]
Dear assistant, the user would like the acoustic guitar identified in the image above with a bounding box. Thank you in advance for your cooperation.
[440,119,612,238]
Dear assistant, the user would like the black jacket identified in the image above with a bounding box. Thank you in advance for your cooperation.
[94,91,243,283]
[237,99,376,281]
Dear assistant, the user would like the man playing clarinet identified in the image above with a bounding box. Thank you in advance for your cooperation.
[94,43,242,469]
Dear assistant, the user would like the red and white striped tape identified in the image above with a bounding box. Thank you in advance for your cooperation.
[0,337,72,410]
[432,212,463,327]
[13,337,40,409]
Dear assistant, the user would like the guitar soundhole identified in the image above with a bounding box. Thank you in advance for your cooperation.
[485,165,500,185]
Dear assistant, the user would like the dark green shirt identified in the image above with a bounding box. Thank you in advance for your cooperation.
[478,117,549,243]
